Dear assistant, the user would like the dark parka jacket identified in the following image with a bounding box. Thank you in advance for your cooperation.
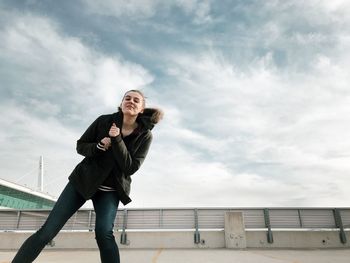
[69,110,154,205]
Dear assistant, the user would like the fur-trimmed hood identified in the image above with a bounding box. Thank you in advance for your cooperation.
[137,108,163,130]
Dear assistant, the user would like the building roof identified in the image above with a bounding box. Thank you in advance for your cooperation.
[0,178,57,209]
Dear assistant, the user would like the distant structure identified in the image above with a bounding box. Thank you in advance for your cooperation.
[0,156,57,209]
[38,155,44,192]
[0,178,56,209]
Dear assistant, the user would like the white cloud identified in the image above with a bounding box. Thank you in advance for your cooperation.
[318,0,350,12]
[150,44,350,206]
[95,57,153,108]
[0,13,153,116]
[175,0,212,24]
[82,0,212,24]
[125,50,350,207]
[232,1,350,64]
[83,0,159,18]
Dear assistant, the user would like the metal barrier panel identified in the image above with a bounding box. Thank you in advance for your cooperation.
[0,211,18,230]
[161,209,195,229]
[195,209,266,229]
[299,209,336,228]
[340,209,350,228]
[124,209,161,230]
[269,209,301,228]
[243,209,266,228]
[1,208,349,232]
[18,211,50,230]
[62,210,91,231]
[197,209,226,229]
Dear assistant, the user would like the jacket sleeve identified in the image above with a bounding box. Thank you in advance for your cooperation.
[76,116,106,157]
[110,132,153,176]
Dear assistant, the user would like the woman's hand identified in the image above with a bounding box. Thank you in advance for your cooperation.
[109,123,120,137]
[100,137,111,150]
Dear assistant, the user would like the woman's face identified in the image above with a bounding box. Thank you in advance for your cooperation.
[121,91,144,116]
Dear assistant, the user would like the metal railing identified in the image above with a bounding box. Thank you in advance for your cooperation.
[1,207,349,244]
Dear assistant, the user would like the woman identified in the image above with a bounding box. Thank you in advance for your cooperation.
[12,90,163,263]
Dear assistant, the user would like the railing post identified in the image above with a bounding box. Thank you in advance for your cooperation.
[264,208,273,243]
[120,209,128,245]
[16,211,21,230]
[194,208,200,244]
[88,210,93,231]
[297,209,303,228]
[333,208,347,244]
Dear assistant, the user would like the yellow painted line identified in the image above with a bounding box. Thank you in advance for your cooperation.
[152,248,163,263]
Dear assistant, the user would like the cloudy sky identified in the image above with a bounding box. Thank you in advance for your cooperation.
[1,0,350,209]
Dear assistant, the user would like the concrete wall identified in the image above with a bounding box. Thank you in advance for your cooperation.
[246,230,350,248]
[1,230,349,250]
[224,212,247,248]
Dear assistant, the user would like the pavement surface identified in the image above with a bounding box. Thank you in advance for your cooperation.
[1,248,350,263]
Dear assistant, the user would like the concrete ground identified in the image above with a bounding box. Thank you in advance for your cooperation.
[1,248,350,263]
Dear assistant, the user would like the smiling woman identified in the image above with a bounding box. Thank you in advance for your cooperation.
[12,90,163,263]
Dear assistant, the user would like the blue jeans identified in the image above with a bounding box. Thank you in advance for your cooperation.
[12,182,120,263]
